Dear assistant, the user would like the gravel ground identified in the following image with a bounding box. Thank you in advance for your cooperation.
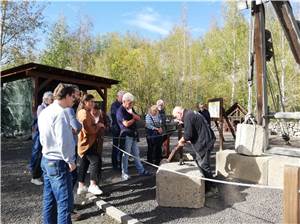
[102,175,282,224]
[1,137,118,224]
[2,132,296,224]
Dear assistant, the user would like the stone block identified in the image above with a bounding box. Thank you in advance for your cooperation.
[156,161,205,208]
[268,155,300,187]
[235,123,266,156]
[216,150,271,184]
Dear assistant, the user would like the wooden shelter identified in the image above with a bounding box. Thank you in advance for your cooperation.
[224,102,247,132]
[1,62,119,113]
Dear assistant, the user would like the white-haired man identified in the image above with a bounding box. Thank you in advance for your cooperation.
[172,106,217,195]
[116,92,151,180]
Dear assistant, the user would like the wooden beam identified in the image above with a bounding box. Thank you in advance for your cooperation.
[96,88,105,99]
[253,3,269,149]
[95,87,107,113]
[253,4,267,126]
[28,70,111,89]
[223,111,236,139]
[272,1,300,65]
[32,76,39,115]
[214,121,225,150]
[103,88,107,113]
[38,78,54,92]
[283,165,300,224]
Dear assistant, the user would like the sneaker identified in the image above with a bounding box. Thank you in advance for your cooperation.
[121,173,131,181]
[77,186,88,195]
[31,178,43,185]
[139,170,152,176]
[88,185,103,195]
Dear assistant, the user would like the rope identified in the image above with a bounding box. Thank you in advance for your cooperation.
[105,129,177,141]
[107,141,300,192]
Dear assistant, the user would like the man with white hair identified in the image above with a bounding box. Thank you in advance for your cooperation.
[172,106,217,195]
[116,92,151,180]
[37,91,54,116]
[110,90,126,170]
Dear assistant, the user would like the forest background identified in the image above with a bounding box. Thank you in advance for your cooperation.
[1,1,300,133]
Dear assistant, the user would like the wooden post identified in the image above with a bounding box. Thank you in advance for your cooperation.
[103,88,107,113]
[253,3,269,149]
[253,4,266,126]
[219,100,224,150]
[283,165,300,224]
[31,76,39,115]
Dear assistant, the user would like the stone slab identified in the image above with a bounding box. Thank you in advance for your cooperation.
[96,200,141,224]
[216,150,271,184]
[156,161,205,208]
[267,155,300,187]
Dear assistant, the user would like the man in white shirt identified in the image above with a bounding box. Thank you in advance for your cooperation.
[38,85,76,224]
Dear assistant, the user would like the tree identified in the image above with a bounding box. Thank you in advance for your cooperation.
[71,16,95,73]
[0,0,45,66]
[41,15,73,68]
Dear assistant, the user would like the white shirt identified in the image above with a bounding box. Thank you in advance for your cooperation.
[38,100,75,164]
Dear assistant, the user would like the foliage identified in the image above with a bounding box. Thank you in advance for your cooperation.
[3,1,300,121]
[0,0,46,66]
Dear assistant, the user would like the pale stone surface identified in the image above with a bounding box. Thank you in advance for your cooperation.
[156,161,205,208]
[96,200,141,224]
[216,150,271,184]
[267,155,300,187]
[216,150,300,187]
[274,112,300,119]
[235,123,267,156]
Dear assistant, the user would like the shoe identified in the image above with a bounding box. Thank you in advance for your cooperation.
[121,173,131,181]
[88,185,103,195]
[77,186,88,195]
[31,178,43,185]
[71,211,83,221]
[139,170,152,176]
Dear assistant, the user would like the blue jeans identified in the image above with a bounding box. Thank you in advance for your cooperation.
[41,157,73,224]
[121,136,145,175]
[30,131,42,178]
[111,127,121,169]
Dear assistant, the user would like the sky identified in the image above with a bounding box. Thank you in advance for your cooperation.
[39,1,225,49]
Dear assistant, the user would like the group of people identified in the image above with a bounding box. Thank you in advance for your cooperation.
[30,84,109,223]
[110,91,170,179]
[29,83,217,223]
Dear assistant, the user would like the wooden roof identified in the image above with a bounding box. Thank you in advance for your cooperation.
[1,62,119,89]
[225,102,247,117]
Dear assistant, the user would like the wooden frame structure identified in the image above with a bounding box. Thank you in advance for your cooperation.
[224,102,247,132]
[1,62,119,113]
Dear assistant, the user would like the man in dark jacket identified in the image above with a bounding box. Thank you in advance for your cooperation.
[172,106,217,195]
[110,90,126,170]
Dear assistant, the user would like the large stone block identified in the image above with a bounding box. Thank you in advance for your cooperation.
[216,150,271,184]
[235,123,267,156]
[156,161,205,208]
[268,155,300,187]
